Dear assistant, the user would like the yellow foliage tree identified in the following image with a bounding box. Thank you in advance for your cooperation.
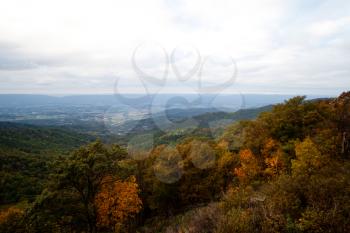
[95,176,142,232]
[292,137,322,176]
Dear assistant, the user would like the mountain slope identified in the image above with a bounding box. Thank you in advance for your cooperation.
[0,122,95,155]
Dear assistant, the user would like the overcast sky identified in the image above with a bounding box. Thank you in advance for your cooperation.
[0,0,349,95]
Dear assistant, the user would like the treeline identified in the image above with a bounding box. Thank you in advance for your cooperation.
[0,92,349,233]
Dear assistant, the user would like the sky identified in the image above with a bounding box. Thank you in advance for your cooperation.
[0,0,349,95]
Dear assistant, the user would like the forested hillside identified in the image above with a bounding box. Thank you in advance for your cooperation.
[0,122,95,154]
[0,92,349,233]
[0,123,95,204]
[0,106,268,207]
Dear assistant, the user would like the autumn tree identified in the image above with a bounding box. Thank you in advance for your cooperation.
[292,137,323,176]
[28,140,132,233]
[95,176,142,232]
[234,149,260,184]
[333,92,350,157]
[261,138,285,177]
[219,121,251,153]
[217,150,239,189]
[0,207,24,233]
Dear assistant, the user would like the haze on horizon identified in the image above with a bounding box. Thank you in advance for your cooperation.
[0,0,349,96]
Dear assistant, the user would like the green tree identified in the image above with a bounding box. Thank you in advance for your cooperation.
[28,140,130,233]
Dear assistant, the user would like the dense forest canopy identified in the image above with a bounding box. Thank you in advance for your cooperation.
[0,91,350,233]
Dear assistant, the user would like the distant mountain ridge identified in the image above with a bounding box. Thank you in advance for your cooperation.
[0,94,330,108]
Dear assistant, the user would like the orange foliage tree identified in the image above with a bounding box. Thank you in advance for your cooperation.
[261,138,285,177]
[0,206,24,232]
[95,176,142,232]
[234,149,260,184]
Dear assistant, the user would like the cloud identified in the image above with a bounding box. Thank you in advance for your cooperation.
[308,18,350,37]
[0,0,349,95]
[0,42,38,70]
